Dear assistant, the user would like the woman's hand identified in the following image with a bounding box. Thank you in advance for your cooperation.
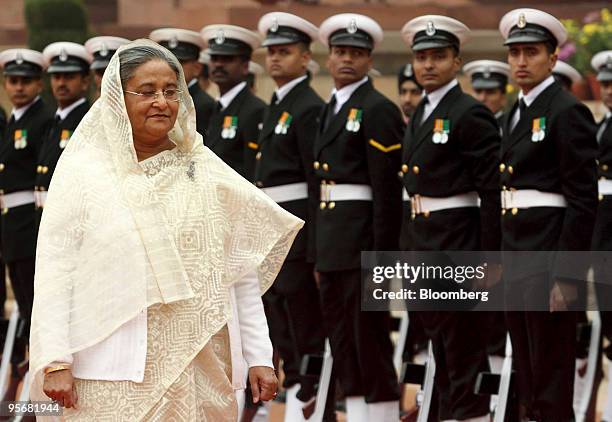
[43,369,78,409]
[248,366,278,403]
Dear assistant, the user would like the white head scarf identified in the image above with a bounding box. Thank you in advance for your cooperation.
[29,39,303,400]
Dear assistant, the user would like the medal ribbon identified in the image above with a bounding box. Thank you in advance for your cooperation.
[434,119,444,133]
[223,116,238,129]
[61,130,73,140]
[279,112,292,127]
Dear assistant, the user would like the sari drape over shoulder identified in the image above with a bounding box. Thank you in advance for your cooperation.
[29,39,303,421]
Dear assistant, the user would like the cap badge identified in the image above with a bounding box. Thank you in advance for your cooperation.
[347,18,358,34]
[403,64,413,77]
[605,56,612,70]
[168,36,179,49]
[426,21,436,37]
[215,29,225,45]
[271,18,279,33]
[518,13,527,29]
[59,48,68,62]
[484,67,491,79]
[15,52,24,65]
[100,42,109,57]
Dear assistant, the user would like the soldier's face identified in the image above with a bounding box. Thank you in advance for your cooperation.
[50,72,90,108]
[601,81,612,110]
[3,75,42,108]
[413,47,461,93]
[209,55,248,90]
[474,88,505,114]
[123,59,179,145]
[398,80,422,118]
[327,46,372,89]
[265,43,310,83]
[507,43,556,93]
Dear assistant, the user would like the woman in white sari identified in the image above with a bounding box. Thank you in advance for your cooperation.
[28,39,303,420]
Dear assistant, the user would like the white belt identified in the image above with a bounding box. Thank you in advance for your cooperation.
[501,189,567,209]
[0,190,36,210]
[261,182,308,203]
[599,179,612,196]
[34,190,48,208]
[320,183,373,202]
[407,191,480,216]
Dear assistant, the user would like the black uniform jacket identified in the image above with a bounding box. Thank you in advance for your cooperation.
[314,79,404,271]
[0,98,53,262]
[400,83,502,253]
[206,83,265,180]
[500,81,598,280]
[189,80,215,140]
[253,77,323,263]
[35,99,89,228]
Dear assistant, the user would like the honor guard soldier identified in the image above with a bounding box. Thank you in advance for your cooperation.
[499,9,598,419]
[201,24,266,179]
[0,48,53,401]
[84,36,130,97]
[397,63,423,124]
[552,60,583,92]
[315,13,403,420]
[255,12,326,420]
[37,42,91,218]
[400,16,501,421]
[149,28,214,138]
[463,60,510,126]
[590,49,612,420]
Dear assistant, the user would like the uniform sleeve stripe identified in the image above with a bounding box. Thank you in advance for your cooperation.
[368,139,401,153]
[247,142,259,150]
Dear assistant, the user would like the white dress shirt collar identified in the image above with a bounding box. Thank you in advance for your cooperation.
[518,75,555,107]
[218,81,247,110]
[331,76,369,114]
[274,74,308,104]
[56,97,86,121]
[11,96,40,122]
[421,79,459,123]
[187,78,198,88]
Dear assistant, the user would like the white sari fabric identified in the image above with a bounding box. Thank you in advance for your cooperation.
[29,39,303,420]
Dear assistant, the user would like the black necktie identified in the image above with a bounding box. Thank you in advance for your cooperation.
[270,92,278,106]
[519,98,527,116]
[8,114,15,125]
[510,99,527,133]
[323,94,337,132]
[597,115,611,144]
[411,96,428,129]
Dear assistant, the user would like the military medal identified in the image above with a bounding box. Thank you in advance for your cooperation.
[274,112,293,135]
[531,117,546,142]
[345,108,362,132]
[13,129,28,150]
[59,129,73,149]
[222,116,238,139]
[432,119,450,144]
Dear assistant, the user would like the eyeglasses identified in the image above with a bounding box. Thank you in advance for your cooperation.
[124,89,182,103]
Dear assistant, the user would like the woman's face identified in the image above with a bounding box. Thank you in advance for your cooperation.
[123,59,180,143]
